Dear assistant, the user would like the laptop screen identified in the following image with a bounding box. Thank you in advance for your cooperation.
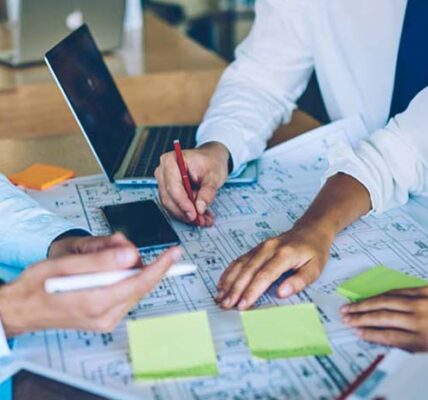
[45,24,135,180]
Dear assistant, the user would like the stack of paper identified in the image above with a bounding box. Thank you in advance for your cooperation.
[241,303,332,359]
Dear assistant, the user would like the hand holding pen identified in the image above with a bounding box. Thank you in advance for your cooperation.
[155,141,230,227]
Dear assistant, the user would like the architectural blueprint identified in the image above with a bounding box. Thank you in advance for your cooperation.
[13,117,428,399]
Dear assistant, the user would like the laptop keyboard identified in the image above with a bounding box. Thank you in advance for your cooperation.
[126,125,197,178]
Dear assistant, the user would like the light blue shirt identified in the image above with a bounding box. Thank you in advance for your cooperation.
[0,174,89,358]
[0,174,84,282]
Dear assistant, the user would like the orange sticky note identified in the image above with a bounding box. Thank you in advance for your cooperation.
[8,163,75,190]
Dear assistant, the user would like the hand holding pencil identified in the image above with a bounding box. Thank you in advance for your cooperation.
[155,141,231,227]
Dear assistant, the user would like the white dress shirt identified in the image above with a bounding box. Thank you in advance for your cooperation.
[0,174,86,356]
[197,0,428,213]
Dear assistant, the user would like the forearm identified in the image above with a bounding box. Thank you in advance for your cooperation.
[197,0,314,172]
[295,173,372,238]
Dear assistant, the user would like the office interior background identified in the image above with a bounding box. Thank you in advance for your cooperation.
[0,0,327,123]
[145,0,329,123]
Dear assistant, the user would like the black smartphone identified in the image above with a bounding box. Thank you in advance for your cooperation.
[1,368,107,400]
[101,200,180,250]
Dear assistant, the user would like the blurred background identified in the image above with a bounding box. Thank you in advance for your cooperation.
[144,0,329,123]
[0,0,327,122]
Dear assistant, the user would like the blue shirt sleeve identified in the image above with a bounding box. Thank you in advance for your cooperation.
[0,174,89,275]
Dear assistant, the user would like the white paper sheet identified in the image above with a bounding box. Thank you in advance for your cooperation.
[13,116,428,399]
[349,350,428,399]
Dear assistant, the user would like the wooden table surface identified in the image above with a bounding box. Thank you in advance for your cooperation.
[0,11,226,89]
[0,12,319,178]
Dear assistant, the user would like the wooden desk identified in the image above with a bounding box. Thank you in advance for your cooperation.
[0,70,222,176]
[0,11,226,90]
[0,70,320,177]
[0,11,319,178]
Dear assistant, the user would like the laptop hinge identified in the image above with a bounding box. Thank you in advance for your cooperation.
[114,126,146,180]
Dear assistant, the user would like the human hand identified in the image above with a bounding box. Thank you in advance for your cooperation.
[48,232,138,260]
[0,246,181,337]
[340,286,428,352]
[216,224,334,310]
[155,142,230,227]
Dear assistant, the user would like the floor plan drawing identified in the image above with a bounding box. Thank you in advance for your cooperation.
[14,117,428,399]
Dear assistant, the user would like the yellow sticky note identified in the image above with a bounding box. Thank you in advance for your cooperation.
[127,311,219,379]
[241,304,332,359]
[8,163,75,190]
[337,265,427,302]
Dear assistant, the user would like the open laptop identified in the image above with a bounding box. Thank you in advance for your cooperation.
[44,24,258,186]
[0,0,125,66]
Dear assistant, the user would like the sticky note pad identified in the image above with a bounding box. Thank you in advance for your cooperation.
[337,265,427,302]
[8,163,75,190]
[241,304,331,359]
[127,311,218,379]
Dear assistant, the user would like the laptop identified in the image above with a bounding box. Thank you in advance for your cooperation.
[0,0,125,66]
[44,24,258,186]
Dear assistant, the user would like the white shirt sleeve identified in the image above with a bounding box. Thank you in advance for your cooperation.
[0,174,89,270]
[325,86,428,214]
[196,0,314,172]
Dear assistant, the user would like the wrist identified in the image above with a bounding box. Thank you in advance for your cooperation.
[293,217,336,245]
[0,285,24,338]
[48,230,91,258]
[198,142,231,173]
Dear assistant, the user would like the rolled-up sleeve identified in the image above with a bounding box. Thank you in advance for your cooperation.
[197,0,314,172]
[326,87,428,214]
[0,175,87,272]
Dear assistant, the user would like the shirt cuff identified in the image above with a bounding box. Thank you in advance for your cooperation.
[196,122,250,174]
[324,141,379,217]
[2,217,91,270]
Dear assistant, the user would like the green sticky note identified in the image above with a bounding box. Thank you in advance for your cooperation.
[241,303,332,359]
[127,311,219,379]
[337,265,427,302]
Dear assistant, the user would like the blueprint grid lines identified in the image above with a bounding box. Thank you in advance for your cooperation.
[14,117,428,399]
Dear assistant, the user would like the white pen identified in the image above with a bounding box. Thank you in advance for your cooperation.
[45,262,197,294]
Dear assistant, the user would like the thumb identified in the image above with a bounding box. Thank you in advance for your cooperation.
[195,181,218,215]
[277,260,320,298]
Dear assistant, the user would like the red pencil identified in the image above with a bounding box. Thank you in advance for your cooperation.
[336,354,385,400]
[173,139,199,224]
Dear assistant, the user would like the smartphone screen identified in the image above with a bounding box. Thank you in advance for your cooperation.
[101,200,180,250]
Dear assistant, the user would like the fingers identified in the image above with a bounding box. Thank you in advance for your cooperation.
[216,249,265,305]
[340,295,414,315]
[61,247,182,331]
[277,260,321,298]
[103,246,182,305]
[157,173,191,222]
[36,246,141,280]
[236,255,297,310]
[216,232,322,310]
[217,241,304,310]
[386,285,428,298]
[77,233,134,253]
[156,153,198,222]
[356,328,420,352]
[195,210,215,228]
[342,309,416,331]
[220,252,274,309]
[195,182,217,215]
